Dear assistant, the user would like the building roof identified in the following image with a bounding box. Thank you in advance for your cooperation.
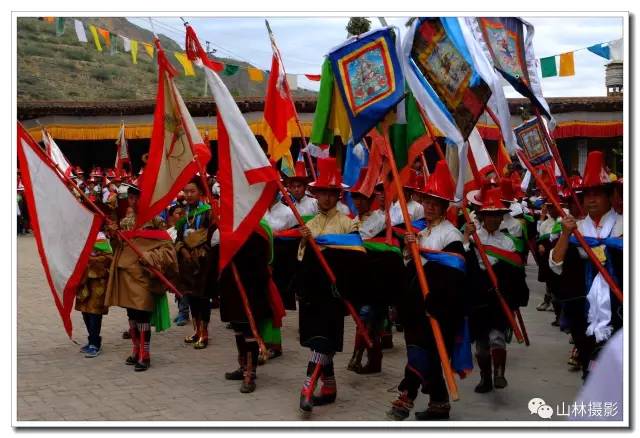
[17,95,622,120]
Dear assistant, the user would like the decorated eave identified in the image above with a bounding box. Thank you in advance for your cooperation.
[18,95,622,142]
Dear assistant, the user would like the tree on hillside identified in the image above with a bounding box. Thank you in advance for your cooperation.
[346,17,371,37]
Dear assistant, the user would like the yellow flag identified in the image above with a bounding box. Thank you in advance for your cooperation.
[44,17,55,24]
[143,43,154,59]
[247,67,264,82]
[329,83,351,141]
[559,52,575,76]
[174,52,195,76]
[88,25,102,52]
[130,40,138,64]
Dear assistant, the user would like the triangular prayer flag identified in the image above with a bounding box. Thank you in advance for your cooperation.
[247,67,264,82]
[540,56,557,78]
[130,40,138,64]
[74,19,87,43]
[559,52,575,77]
[310,59,335,145]
[587,43,610,60]
[42,129,73,177]
[143,42,154,59]
[44,17,55,24]
[305,74,321,81]
[88,25,102,52]
[280,150,295,177]
[222,64,239,76]
[97,28,110,48]
[55,17,65,36]
[263,54,296,162]
[174,52,195,76]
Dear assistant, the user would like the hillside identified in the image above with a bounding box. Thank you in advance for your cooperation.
[17,17,316,102]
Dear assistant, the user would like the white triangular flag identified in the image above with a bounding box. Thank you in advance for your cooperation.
[74,19,88,43]
[121,35,131,52]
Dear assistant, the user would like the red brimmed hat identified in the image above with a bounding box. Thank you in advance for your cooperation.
[75,166,84,175]
[403,169,422,191]
[581,151,615,189]
[308,157,348,190]
[468,183,510,213]
[285,160,312,183]
[347,166,370,195]
[416,160,456,202]
[90,167,103,178]
[499,177,517,203]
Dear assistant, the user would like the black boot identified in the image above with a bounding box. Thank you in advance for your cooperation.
[299,362,320,413]
[386,390,414,421]
[492,348,508,389]
[225,354,246,380]
[240,344,258,393]
[415,400,451,420]
[474,353,493,393]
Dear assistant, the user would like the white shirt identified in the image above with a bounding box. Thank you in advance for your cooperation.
[538,216,560,238]
[264,202,298,233]
[295,195,319,217]
[549,209,622,275]
[354,209,386,240]
[405,219,462,266]
[465,226,516,270]
[501,213,523,238]
[390,199,424,226]
[336,200,351,216]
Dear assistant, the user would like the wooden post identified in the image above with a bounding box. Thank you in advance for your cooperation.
[517,150,623,303]
[374,127,459,401]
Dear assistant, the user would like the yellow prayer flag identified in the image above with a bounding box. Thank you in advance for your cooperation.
[88,25,102,52]
[143,43,154,59]
[559,52,575,77]
[44,17,55,24]
[247,67,264,82]
[174,52,195,76]
[130,40,138,64]
[329,84,351,141]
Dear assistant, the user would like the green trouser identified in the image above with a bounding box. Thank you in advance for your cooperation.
[259,318,282,345]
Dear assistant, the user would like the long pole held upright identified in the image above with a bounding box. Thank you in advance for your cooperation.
[274,178,373,349]
[265,19,317,180]
[517,150,623,303]
[372,126,459,401]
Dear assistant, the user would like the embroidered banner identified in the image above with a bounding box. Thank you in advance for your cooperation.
[514,117,552,166]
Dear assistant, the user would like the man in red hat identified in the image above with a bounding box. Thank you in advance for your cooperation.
[548,151,623,380]
[388,161,467,421]
[296,157,368,413]
[463,184,529,395]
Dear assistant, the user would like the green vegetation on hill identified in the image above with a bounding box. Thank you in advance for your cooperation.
[17,17,316,102]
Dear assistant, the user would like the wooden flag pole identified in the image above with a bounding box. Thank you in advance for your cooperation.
[460,201,526,344]
[517,150,623,303]
[265,19,317,180]
[375,126,459,401]
[275,178,373,349]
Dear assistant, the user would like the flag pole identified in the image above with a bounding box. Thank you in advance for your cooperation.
[373,126,459,401]
[265,19,317,180]
[274,177,373,349]
[460,199,526,344]
[517,150,623,303]
[20,122,185,298]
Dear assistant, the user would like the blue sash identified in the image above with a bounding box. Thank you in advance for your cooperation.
[568,236,622,299]
[419,248,466,273]
[315,233,366,252]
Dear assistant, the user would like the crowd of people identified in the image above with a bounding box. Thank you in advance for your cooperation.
[20,149,624,420]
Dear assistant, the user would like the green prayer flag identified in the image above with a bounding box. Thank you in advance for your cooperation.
[222,64,239,76]
[540,56,557,78]
[389,91,428,173]
[310,59,335,145]
[55,17,65,36]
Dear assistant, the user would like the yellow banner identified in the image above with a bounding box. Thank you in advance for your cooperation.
[247,67,264,82]
[88,25,102,52]
[130,40,138,64]
[559,52,575,76]
[143,43,154,59]
[174,52,195,76]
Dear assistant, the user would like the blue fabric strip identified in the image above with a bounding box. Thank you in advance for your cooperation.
[315,233,364,248]
[420,249,466,273]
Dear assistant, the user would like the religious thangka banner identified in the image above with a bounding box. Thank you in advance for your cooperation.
[514,118,552,166]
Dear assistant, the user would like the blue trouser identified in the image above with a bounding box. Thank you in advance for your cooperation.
[176,295,190,319]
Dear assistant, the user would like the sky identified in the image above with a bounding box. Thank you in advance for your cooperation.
[128,15,624,98]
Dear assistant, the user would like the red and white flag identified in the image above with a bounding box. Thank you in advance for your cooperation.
[136,39,211,227]
[447,127,497,197]
[18,123,102,338]
[42,129,73,177]
[114,123,130,176]
[262,20,296,162]
[185,25,278,270]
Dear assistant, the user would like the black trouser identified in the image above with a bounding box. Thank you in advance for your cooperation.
[231,321,259,370]
[563,298,595,379]
[82,312,103,348]
[189,296,211,323]
[126,308,151,322]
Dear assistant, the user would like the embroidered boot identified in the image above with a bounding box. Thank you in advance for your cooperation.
[474,353,493,393]
[312,362,337,406]
[125,319,139,365]
[240,344,258,393]
[184,317,199,344]
[357,334,382,374]
[194,320,209,349]
[386,390,414,421]
[134,322,151,372]
[414,400,451,420]
[492,348,508,389]
[299,361,321,413]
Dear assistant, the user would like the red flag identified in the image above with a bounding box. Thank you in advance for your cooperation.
[263,53,296,162]
[114,123,130,176]
[496,138,512,177]
[42,129,73,178]
[18,123,102,337]
[136,40,211,227]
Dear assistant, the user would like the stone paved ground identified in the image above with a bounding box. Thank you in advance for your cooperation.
[16,234,582,423]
